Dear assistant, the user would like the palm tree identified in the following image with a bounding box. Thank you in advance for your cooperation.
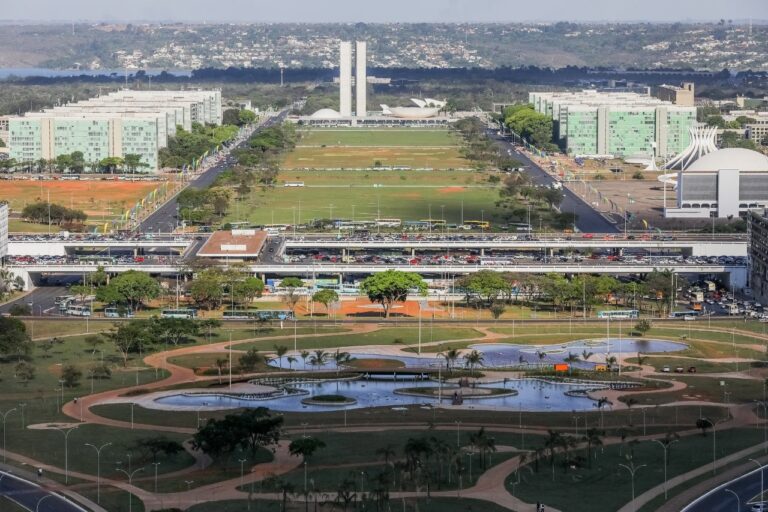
[463,350,484,376]
[300,350,310,369]
[606,355,618,370]
[310,349,328,366]
[469,427,497,469]
[582,428,603,468]
[439,348,461,374]
[286,356,297,369]
[273,344,288,369]
[214,358,228,384]
[581,349,594,361]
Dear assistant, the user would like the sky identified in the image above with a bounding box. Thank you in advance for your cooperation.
[2,0,767,23]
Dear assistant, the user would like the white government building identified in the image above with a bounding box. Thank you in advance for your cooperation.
[665,148,768,219]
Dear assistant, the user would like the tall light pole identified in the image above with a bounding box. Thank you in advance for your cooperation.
[152,462,161,493]
[618,462,646,512]
[115,467,144,512]
[756,400,768,454]
[52,426,77,484]
[0,408,16,463]
[724,488,740,512]
[18,403,26,430]
[239,458,247,487]
[749,458,764,506]
[85,442,111,503]
[35,494,53,512]
[653,439,678,500]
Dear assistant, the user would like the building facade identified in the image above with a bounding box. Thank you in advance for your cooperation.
[529,90,697,159]
[651,82,695,106]
[750,210,768,303]
[8,90,221,172]
[0,203,8,260]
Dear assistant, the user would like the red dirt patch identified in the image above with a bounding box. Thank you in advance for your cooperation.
[437,186,467,194]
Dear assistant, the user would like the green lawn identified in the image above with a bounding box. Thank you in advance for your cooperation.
[512,428,763,512]
[188,498,511,512]
[232,327,481,352]
[7,219,52,233]
[622,375,764,405]
[298,128,459,147]
[224,170,502,225]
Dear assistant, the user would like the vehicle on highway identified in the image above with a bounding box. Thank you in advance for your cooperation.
[66,305,91,317]
[751,502,768,512]
[596,310,639,320]
[222,309,295,321]
[160,308,198,319]
[104,307,134,318]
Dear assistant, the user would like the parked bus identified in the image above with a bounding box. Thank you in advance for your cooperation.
[420,219,446,227]
[669,310,700,318]
[463,220,491,230]
[597,310,639,320]
[66,305,92,317]
[704,280,717,292]
[160,308,198,319]
[375,218,402,228]
[222,310,294,321]
[104,307,134,318]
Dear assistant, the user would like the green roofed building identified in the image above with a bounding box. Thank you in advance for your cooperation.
[529,90,697,160]
[8,89,221,172]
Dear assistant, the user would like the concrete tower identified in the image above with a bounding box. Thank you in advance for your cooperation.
[355,41,367,118]
[339,41,352,117]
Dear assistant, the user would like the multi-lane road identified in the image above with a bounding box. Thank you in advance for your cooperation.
[0,471,87,512]
[488,130,620,233]
[683,466,766,511]
[139,111,289,233]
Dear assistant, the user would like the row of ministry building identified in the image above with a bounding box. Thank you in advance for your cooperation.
[7,90,222,172]
[529,89,697,160]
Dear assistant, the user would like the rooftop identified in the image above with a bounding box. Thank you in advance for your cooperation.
[197,229,267,259]
[686,148,768,172]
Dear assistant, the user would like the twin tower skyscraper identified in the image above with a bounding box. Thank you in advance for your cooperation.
[339,41,367,118]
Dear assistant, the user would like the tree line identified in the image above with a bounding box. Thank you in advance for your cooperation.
[21,202,87,226]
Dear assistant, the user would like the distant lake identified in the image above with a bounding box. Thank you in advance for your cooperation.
[0,68,193,79]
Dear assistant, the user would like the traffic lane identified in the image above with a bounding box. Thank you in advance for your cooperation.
[0,285,70,315]
[0,472,85,512]
[140,113,288,232]
[491,135,619,233]
[686,470,763,512]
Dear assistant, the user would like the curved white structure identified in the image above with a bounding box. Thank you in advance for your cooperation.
[664,124,718,170]
[686,148,768,172]
[381,98,445,119]
[310,108,343,119]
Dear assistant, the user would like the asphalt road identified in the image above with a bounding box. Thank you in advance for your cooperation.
[0,471,86,512]
[685,467,766,511]
[0,282,73,316]
[488,131,620,233]
[139,111,289,233]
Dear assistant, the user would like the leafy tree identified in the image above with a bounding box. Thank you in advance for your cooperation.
[133,436,184,463]
[456,270,509,306]
[696,418,713,437]
[312,289,339,315]
[279,277,305,315]
[84,334,104,354]
[634,319,652,335]
[359,270,427,318]
[14,361,35,385]
[273,345,288,369]
[150,317,199,347]
[463,349,484,375]
[439,348,461,374]
[0,317,31,358]
[98,271,161,311]
[504,104,555,148]
[99,156,124,173]
[61,364,82,387]
[103,320,152,366]
[189,269,226,310]
[123,154,147,174]
[192,408,283,458]
[234,276,265,305]
[720,130,757,150]
[288,436,326,461]
[239,349,261,372]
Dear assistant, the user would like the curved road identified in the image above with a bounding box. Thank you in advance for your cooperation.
[0,471,87,512]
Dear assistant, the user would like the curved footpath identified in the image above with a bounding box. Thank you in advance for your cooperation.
[38,323,768,511]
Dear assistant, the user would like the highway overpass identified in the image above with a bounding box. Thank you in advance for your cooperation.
[8,237,194,256]
[6,261,748,290]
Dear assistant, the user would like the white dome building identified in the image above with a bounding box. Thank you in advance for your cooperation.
[310,108,343,119]
[666,148,768,219]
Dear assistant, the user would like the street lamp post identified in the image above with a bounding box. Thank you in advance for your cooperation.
[456,420,461,447]
[115,467,145,512]
[0,408,17,463]
[756,401,768,454]
[152,462,161,493]
[749,458,764,505]
[724,488,740,512]
[52,426,78,484]
[239,458,247,487]
[35,494,53,512]
[618,462,646,512]
[653,439,678,500]
[85,442,112,504]
[18,403,26,430]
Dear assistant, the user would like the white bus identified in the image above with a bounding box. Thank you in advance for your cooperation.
[66,305,92,317]
[375,218,402,228]
[597,310,639,320]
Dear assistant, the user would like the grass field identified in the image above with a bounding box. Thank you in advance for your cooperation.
[227,170,502,225]
[284,128,468,170]
[298,128,459,147]
[0,180,159,228]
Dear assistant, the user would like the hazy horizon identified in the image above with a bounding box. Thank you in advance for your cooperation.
[1,0,766,24]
